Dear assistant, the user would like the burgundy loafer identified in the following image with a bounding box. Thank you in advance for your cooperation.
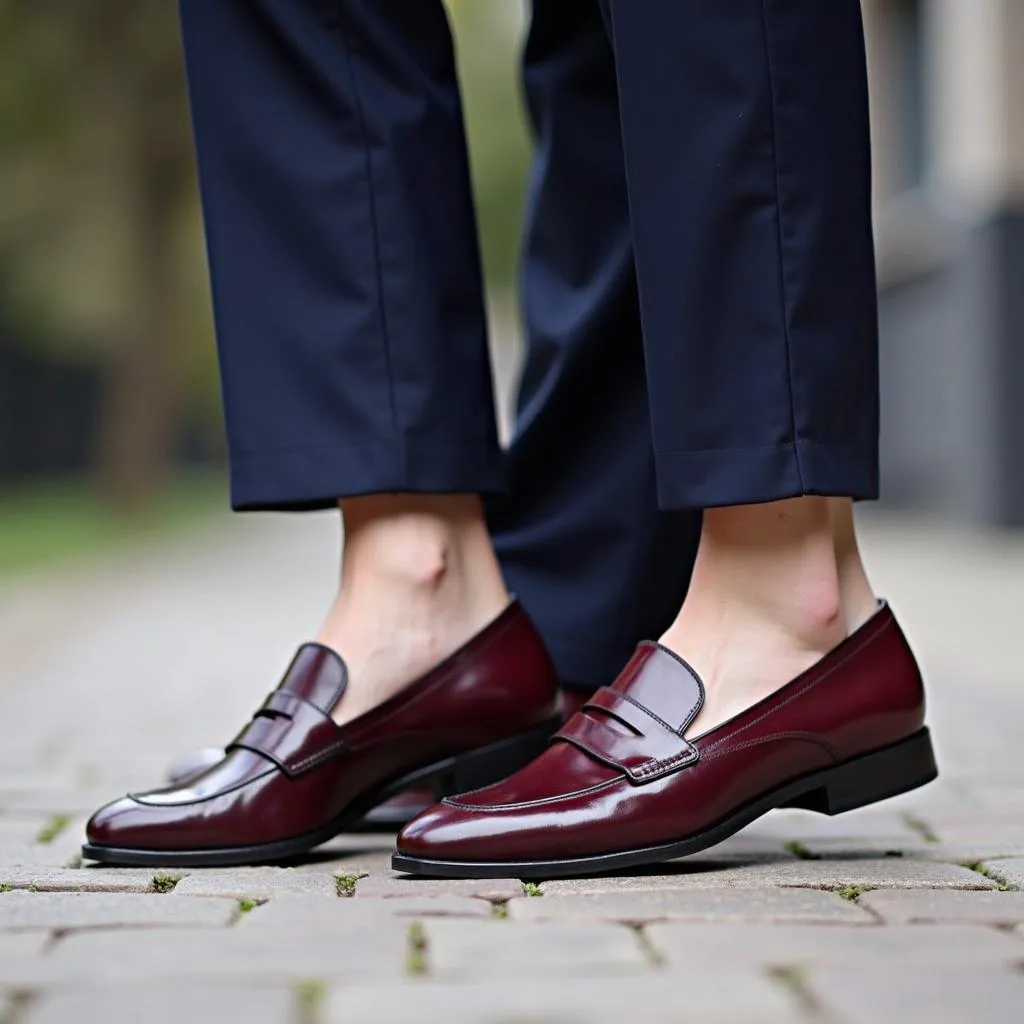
[393,602,938,879]
[160,690,591,832]
[83,601,560,867]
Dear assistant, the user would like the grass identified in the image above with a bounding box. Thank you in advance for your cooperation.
[406,922,428,976]
[296,980,326,1024]
[335,873,365,898]
[0,884,11,893]
[151,874,181,894]
[522,881,543,897]
[35,814,70,845]
[491,901,509,920]
[237,898,259,914]
[783,840,816,861]
[902,813,940,844]
[966,862,1012,891]
[0,473,224,578]
[837,885,869,901]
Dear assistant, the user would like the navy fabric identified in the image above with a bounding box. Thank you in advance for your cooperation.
[600,0,880,508]
[178,0,879,688]
[179,0,504,509]
[488,0,699,687]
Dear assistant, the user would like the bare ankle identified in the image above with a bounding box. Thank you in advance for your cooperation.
[690,497,843,648]
[829,498,877,632]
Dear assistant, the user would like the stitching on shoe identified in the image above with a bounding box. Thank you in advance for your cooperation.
[443,777,621,812]
[701,731,838,763]
[701,611,894,756]
[287,738,348,774]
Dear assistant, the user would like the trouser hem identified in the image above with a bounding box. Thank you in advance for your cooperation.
[229,439,507,511]
[654,439,879,511]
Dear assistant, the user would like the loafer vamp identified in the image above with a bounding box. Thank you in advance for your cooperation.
[398,605,932,868]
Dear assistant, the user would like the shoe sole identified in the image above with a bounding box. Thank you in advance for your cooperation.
[391,727,938,880]
[81,717,559,868]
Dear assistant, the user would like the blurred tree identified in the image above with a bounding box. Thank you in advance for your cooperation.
[0,0,208,508]
[0,1,528,509]
[446,1,531,293]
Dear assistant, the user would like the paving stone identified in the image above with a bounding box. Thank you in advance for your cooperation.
[742,807,921,842]
[0,845,81,870]
[542,857,988,895]
[44,924,407,983]
[0,892,236,931]
[508,888,872,924]
[981,859,1024,890]
[240,895,491,930]
[0,791,118,815]
[23,985,297,1024]
[646,923,1024,968]
[0,868,157,893]
[0,816,52,844]
[326,972,798,1024]
[173,867,336,899]
[858,888,1024,925]
[806,967,1024,1024]
[0,932,50,957]
[422,918,648,977]
[355,874,521,901]
[913,840,1024,862]
[290,836,395,875]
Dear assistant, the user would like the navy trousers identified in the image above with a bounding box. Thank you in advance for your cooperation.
[178,0,879,690]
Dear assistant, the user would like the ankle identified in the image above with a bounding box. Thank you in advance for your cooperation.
[829,498,877,632]
[340,494,500,596]
[684,497,844,650]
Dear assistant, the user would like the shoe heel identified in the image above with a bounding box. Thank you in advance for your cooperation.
[787,728,938,816]
[432,718,558,798]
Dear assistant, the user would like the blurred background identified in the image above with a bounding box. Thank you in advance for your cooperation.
[0,0,1022,584]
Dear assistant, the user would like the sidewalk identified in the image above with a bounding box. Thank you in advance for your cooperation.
[1,511,1023,1023]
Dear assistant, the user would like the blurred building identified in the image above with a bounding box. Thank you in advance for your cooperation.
[865,0,1024,525]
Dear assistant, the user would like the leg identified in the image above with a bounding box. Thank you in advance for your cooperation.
[489,0,701,692]
[395,0,935,880]
[180,0,509,723]
[600,0,881,731]
[84,0,564,864]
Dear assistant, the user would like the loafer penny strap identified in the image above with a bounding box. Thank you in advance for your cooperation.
[228,690,346,777]
[554,686,698,783]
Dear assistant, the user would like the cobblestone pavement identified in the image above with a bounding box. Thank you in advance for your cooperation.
[1,511,1022,1023]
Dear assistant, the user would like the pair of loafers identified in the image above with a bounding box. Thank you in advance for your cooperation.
[84,600,936,878]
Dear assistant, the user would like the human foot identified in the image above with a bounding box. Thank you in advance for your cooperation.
[84,602,560,867]
[659,497,875,737]
[394,603,936,879]
[319,493,511,725]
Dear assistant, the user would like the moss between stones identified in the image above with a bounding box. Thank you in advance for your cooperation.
[35,814,70,845]
[406,921,428,976]
[334,873,366,897]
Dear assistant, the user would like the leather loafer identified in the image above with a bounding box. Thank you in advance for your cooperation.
[83,601,561,867]
[159,691,592,832]
[393,602,938,879]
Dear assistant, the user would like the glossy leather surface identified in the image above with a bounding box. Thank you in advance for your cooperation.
[86,601,560,853]
[397,603,927,862]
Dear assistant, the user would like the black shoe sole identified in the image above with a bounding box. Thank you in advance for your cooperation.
[81,717,559,868]
[391,727,938,880]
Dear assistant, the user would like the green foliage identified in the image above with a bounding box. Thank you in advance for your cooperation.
[334,873,365,897]
[406,922,428,976]
[35,814,70,845]
[522,881,543,897]
[445,3,531,293]
[151,874,181,894]
[0,474,223,578]
[837,885,869,901]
